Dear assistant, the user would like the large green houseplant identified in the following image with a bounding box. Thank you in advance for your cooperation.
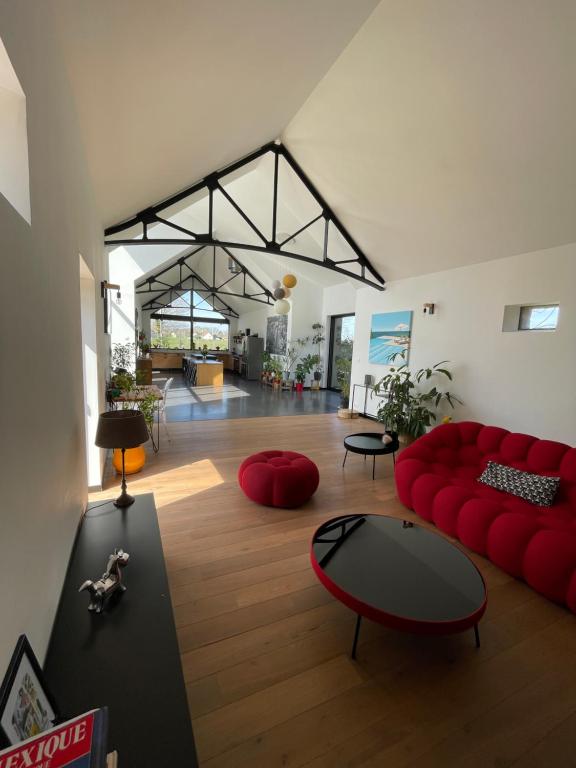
[373,352,461,442]
[335,356,352,408]
[311,323,325,381]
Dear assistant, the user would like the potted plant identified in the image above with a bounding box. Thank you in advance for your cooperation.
[111,342,135,374]
[299,354,318,388]
[270,356,283,382]
[137,331,150,357]
[336,357,352,408]
[261,350,271,382]
[373,351,462,443]
[110,370,135,395]
[282,341,301,381]
[311,323,325,382]
[294,363,306,391]
[135,389,157,437]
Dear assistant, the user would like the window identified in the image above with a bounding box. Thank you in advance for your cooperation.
[150,317,191,349]
[502,303,560,333]
[518,305,559,331]
[150,291,230,350]
[0,36,30,223]
[328,314,355,390]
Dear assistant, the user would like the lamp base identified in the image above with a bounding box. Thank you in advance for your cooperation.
[114,490,135,508]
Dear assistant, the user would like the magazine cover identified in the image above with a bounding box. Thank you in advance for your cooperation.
[0,708,108,768]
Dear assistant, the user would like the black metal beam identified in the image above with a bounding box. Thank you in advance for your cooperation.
[150,312,230,325]
[141,281,240,317]
[105,142,385,291]
[135,246,273,312]
[139,266,239,318]
[117,239,383,291]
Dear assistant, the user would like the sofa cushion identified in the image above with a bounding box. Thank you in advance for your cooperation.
[478,461,560,506]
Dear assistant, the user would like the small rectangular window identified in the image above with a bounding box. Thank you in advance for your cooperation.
[518,305,559,331]
[502,303,560,332]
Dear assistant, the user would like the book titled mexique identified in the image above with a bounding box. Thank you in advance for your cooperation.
[0,709,108,768]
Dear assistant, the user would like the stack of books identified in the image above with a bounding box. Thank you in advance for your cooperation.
[0,708,118,767]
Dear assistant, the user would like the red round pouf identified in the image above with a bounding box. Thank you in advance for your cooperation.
[238,450,320,508]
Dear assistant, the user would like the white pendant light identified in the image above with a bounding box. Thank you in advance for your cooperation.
[274,299,290,315]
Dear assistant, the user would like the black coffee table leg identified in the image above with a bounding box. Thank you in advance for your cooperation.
[474,624,480,648]
[342,450,348,468]
[372,455,376,480]
[351,614,362,659]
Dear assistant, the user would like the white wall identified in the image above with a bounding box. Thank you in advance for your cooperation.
[236,269,324,374]
[79,257,103,489]
[0,4,106,669]
[109,245,177,352]
[350,246,576,444]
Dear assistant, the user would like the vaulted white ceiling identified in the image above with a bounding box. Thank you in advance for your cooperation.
[284,0,576,280]
[51,0,379,226]
[53,0,576,285]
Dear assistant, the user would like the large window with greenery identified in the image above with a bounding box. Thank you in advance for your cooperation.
[150,292,230,350]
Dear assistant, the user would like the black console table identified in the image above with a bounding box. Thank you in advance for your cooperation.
[44,494,197,768]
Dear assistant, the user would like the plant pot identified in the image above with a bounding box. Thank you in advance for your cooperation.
[399,433,417,445]
[295,382,304,392]
[313,372,322,381]
[113,446,146,475]
[340,395,349,409]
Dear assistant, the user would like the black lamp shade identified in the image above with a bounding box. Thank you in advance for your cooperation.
[95,410,149,449]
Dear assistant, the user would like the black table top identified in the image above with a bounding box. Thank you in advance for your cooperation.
[44,494,197,768]
[311,515,486,631]
[344,432,398,455]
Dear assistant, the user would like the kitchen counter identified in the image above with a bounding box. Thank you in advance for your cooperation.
[150,349,234,370]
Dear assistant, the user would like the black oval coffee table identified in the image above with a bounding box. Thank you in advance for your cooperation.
[311,514,487,659]
[343,432,399,479]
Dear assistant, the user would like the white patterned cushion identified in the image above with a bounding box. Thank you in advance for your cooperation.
[478,461,560,506]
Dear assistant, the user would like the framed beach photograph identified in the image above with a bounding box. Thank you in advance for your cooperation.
[369,310,413,365]
[0,635,60,748]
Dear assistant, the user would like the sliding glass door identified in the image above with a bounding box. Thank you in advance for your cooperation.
[327,314,355,390]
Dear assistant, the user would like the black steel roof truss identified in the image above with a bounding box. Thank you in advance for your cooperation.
[106,142,384,290]
[135,245,273,316]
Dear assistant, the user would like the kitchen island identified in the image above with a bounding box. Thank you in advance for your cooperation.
[183,356,224,386]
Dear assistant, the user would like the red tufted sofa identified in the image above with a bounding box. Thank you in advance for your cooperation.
[395,422,576,612]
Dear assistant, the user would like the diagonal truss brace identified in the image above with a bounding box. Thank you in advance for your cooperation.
[106,142,385,291]
[135,246,274,316]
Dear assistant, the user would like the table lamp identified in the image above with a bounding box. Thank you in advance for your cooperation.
[95,410,149,507]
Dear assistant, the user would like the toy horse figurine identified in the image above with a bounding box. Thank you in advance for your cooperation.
[79,549,130,613]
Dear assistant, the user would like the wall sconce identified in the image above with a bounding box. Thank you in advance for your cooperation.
[423,303,435,315]
[101,281,121,333]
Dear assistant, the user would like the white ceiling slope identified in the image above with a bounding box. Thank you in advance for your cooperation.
[50,0,379,226]
[284,0,576,280]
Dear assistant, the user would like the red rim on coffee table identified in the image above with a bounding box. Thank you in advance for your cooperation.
[310,514,487,658]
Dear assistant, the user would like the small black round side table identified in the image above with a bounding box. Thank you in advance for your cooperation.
[343,432,399,480]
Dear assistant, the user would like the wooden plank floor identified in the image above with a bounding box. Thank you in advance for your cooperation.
[90,413,576,767]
